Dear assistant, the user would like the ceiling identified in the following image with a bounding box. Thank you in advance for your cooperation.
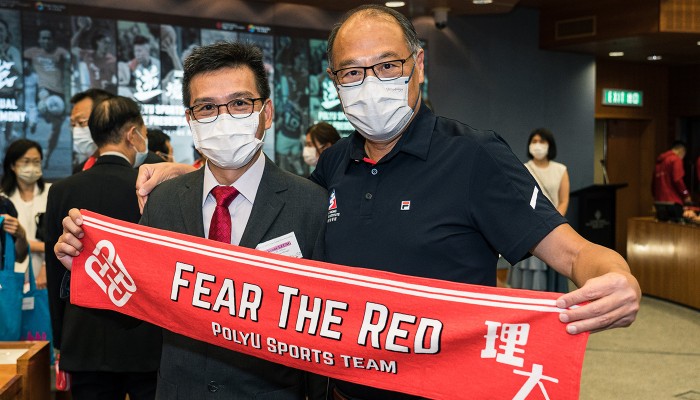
[253,0,700,66]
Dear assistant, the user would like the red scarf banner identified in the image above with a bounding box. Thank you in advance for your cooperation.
[71,210,589,399]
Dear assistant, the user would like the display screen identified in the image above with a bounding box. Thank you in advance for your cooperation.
[0,2,427,179]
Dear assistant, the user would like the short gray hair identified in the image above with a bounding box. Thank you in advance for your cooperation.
[327,5,422,69]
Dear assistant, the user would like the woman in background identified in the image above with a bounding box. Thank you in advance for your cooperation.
[1,139,50,288]
[303,121,340,168]
[147,127,173,162]
[510,128,570,292]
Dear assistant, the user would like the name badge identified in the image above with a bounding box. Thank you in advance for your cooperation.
[256,232,303,258]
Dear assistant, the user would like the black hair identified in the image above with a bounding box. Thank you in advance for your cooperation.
[88,96,144,147]
[327,5,421,69]
[307,122,340,149]
[132,35,149,46]
[147,127,171,154]
[70,88,113,106]
[91,32,109,50]
[181,41,270,108]
[1,139,45,195]
[527,128,557,160]
[671,140,687,151]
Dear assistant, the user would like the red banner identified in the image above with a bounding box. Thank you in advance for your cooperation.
[71,210,588,399]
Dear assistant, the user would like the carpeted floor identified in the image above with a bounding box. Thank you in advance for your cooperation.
[579,296,700,400]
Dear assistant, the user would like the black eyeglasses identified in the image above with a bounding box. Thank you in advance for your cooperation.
[187,97,266,123]
[331,53,414,87]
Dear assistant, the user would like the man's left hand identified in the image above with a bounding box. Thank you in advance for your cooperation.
[556,272,640,334]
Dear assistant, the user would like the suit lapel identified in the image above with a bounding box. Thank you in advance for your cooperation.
[239,157,287,249]
[178,168,206,237]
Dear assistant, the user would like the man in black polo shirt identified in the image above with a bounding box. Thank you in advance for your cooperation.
[306,5,641,399]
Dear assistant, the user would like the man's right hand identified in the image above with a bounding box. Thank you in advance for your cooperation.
[136,162,196,213]
[54,208,85,271]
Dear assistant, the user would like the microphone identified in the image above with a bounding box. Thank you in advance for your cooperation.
[599,159,609,185]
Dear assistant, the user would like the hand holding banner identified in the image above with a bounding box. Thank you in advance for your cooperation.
[70,210,588,399]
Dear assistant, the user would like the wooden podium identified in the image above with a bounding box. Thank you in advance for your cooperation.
[0,341,50,400]
[569,184,627,249]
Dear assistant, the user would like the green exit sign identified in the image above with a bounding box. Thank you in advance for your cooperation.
[602,89,643,107]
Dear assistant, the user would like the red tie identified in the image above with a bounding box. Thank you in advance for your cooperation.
[208,186,239,243]
[82,156,98,171]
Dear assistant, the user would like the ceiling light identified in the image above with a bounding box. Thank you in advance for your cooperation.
[647,55,662,61]
[473,0,493,4]
[385,1,405,7]
[608,51,624,57]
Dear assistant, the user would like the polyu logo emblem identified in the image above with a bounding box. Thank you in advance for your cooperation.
[327,189,340,223]
[85,239,136,307]
[328,189,337,211]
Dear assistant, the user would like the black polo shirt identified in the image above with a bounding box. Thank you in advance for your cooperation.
[310,103,568,399]
[311,102,566,286]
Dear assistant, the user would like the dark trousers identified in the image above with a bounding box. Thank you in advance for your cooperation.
[69,371,157,400]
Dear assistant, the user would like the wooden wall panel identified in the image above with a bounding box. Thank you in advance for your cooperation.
[539,0,660,47]
[660,0,700,32]
[669,65,700,117]
[606,120,654,256]
[595,60,669,254]
[595,60,669,124]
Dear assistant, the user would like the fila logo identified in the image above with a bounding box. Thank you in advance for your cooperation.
[85,239,137,307]
[401,201,411,211]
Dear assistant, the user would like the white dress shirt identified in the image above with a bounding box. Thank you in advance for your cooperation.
[202,153,264,245]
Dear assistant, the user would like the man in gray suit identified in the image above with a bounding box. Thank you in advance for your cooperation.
[56,42,329,399]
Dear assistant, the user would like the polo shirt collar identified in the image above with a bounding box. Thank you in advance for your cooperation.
[348,101,436,164]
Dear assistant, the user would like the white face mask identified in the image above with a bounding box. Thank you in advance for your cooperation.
[133,130,149,167]
[189,106,265,170]
[16,165,42,184]
[302,145,318,167]
[73,126,97,162]
[337,75,415,143]
[529,143,549,160]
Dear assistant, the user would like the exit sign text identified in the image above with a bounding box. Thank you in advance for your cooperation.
[602,89,643,107]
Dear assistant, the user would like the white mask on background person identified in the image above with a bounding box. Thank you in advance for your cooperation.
[189,105,266,170]
[133,130,149,167]
[16,165,42,184]
[529,143,549,160]
[72,126,97,162]
[302,145,319,166]
[337,72,416,143]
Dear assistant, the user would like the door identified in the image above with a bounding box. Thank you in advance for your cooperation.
[601,119,655,256]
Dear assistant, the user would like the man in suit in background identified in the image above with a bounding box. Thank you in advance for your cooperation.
[45,96,160,400]
[56,41,329,399]
[69,88,113,173]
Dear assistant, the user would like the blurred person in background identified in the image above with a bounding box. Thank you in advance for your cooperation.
[23,28,71,168]
[653,140,691,205]
[509,128,570,292]
[45,95,160,400]
[0,18,23,152]
[1,139,49,287]
[70,88,113,173]
[303,121,340,168]
[146,128,173,162]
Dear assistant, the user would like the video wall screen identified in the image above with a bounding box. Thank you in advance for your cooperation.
[0,2,427,179]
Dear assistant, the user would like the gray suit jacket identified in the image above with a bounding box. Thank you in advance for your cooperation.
[141,157,329,400]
